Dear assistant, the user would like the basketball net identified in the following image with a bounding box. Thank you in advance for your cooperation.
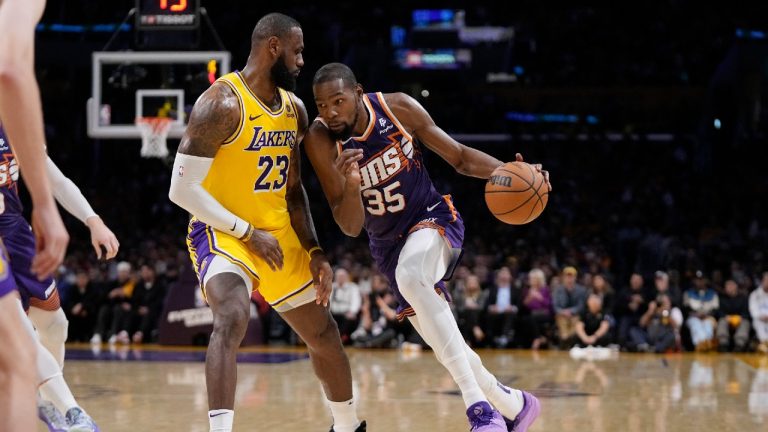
[136,117,172,159]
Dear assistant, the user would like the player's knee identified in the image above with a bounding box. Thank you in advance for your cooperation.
[34,308,69,344]
[304,314,342,351]
[395,261,430,294]
[212,304,249,343]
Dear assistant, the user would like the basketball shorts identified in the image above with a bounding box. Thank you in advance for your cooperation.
[186,217,315,312]
[0,238,17,299]
[1,221,56,309]
[369,195,465,320]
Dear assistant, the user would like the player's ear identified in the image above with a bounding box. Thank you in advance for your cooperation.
[267,36,280,57]
[355,83,364,97]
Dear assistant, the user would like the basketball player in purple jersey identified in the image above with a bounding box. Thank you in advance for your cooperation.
[305,63,547,432]
[0,124,116,431]
[0,0,70,430]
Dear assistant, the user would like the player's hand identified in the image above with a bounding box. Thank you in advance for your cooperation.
[31,203,69,280]
[336,149,363,185]
[515,153,552,192]
[309,251,333,307]
[86,216,120,260]
[245,229,284,271]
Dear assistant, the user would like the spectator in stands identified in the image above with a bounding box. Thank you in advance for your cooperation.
[64,270,100,342]
[574,293,614,348]
[553,266,588,348]
[749,272,768,354]
[654,271,682,308]
[130,264,167,344]
[486,267,519,348]
[590,274,615,313]
[520,268,554,350]
[352,274,411,348]
[616,273,649,349]
[330,268,362,344]
[91,261,135,345]
[455,274,489,347]
[717,279,750,352]
[630,294,682,353]
[684,270,720,352]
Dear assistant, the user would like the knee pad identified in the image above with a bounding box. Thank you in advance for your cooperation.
[28,307,68,367]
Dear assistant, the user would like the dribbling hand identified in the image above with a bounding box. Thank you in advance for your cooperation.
[515,153,552,192]
[245,229,284,271]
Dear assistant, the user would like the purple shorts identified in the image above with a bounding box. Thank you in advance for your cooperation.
[369,196,464,319]
[0,239,17,298]
[1,221,54,307]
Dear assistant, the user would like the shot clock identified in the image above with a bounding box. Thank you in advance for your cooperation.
[136,0,201,30]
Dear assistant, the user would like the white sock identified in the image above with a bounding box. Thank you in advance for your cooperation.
[28,306,68,368]
[397,229,486,408]
[328,398,360,432]
[39,375,78,414]
[208,409,234,432]
[464,346,524,418]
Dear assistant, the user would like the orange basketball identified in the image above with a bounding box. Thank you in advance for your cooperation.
[484,161,549,225]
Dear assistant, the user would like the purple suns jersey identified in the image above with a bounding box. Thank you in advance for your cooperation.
[330,92,447,245]
[0,125,23,231]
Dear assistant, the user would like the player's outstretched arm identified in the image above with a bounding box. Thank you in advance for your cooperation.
[46,157,119,259]
[287,95,333,306]
[303,122,365,237]
[386,93,503,179]
[0,0,68,278]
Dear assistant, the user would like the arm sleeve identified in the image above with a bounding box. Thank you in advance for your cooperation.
[46,157,97,224]
[168,152,249,238]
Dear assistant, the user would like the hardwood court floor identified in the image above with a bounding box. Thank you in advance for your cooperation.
[40,345,768,432]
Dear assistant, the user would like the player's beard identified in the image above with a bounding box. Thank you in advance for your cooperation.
[271,55,296,91]
[328,108,359,142]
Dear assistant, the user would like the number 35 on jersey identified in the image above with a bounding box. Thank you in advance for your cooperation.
[359,145,407,216]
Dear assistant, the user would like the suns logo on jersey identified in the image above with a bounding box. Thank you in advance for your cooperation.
[359,132,417,190]
[244,126,297,151]
[0,156,19,188]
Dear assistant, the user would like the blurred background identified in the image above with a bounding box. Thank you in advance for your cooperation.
[31,1,768,352]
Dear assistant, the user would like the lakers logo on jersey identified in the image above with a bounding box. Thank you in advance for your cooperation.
[244,127,298,152]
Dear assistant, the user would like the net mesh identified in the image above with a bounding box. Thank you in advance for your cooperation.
[136,117,172,158]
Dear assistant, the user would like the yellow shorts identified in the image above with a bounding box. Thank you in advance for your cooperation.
[186,218,314,311]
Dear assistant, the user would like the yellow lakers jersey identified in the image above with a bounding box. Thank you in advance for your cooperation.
[202,71,299,232]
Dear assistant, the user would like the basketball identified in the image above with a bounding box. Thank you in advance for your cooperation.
[484,162,549,225]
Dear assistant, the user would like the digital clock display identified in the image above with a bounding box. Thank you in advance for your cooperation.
[136,0,201,30]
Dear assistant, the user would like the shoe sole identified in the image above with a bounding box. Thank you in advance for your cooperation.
[68,427,99,432]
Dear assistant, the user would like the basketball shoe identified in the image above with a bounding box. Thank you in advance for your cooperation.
[65,407,99,432]
[329,420,367,432]
[37,400,67,432]
[467,402,506,431]
[502,391,541,432]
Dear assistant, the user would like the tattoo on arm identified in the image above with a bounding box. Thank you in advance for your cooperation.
[177,82,240,158]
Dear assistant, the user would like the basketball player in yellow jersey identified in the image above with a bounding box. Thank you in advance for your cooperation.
[169,13,364,432]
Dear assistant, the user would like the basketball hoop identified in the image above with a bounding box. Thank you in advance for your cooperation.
[136,117,172,158]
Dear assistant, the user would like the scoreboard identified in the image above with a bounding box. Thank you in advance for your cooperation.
[136,0,201,30]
